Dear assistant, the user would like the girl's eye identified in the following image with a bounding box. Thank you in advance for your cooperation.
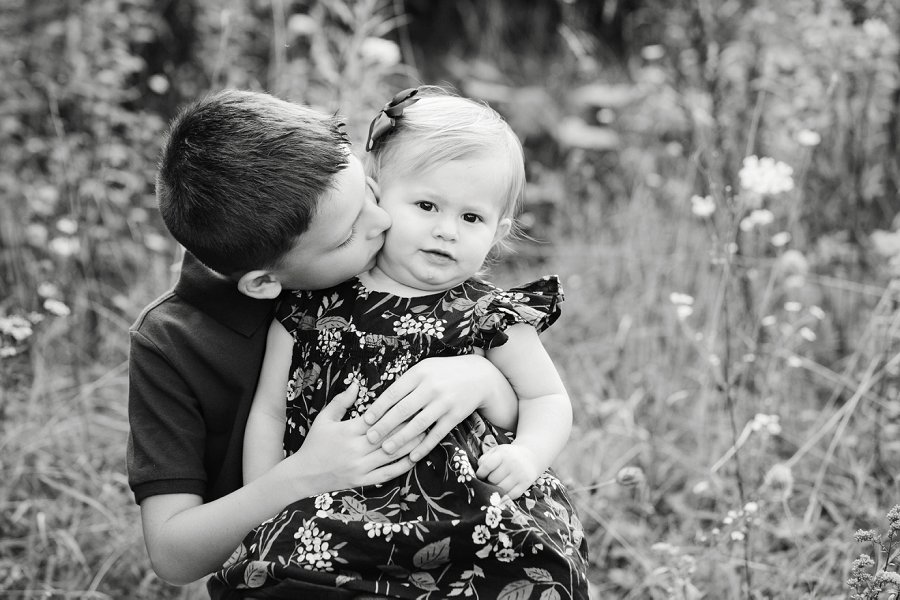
[462,213,482,223]
[415,201,436,212]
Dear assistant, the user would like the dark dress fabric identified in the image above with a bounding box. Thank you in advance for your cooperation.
[212,276,590,599]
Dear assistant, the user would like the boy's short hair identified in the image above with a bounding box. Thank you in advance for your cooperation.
[366,86,526,223]
[157,90,350,276]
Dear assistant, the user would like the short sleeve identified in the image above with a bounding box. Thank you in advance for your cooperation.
[276,290,317,336]
[472,275,564,349]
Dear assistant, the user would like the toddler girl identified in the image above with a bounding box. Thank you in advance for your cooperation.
[214,87,589,599]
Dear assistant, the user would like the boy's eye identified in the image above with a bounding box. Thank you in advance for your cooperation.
[462,213,483,223]
[415,201,436,212]
[338,228,356,248]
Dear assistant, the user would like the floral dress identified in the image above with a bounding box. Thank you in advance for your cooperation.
[212,276,590,599]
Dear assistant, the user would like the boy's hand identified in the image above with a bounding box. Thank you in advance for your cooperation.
[286,383,422,495]
[363,355,514,462]
[475,444,541,500]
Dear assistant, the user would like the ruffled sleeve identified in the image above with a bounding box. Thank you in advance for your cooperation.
[472,275,564,349]
[275,289,319,337]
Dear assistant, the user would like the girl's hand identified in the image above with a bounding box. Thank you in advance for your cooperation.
[362,355,517,462]
[475,444,541,500]
[283,383,422,495]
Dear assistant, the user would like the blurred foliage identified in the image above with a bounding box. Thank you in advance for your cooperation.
[1,0,900,597]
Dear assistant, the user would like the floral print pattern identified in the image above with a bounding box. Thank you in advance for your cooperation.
[211,276,589,599]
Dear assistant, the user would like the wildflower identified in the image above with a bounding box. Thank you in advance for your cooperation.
[796,129,821,147]
[730,531,745,542]
[37,283,59,298]
[761,315,777,327]
[770,231,792,247]
[43,299,71,317]
[809,306,826,320]
[784,301,802,312]
[360,37,401,66]
[875,570,900,585]
[888,505,900,530]
[641,45,665,60]
[743,502,759,514]
[776,249,809,277]
[691,194,716,217]
[799,327,816,342]
[48,236,81,257]
[616,466,645,487]
[862,18,891,40]
[56,217,78,235]
[669,292,694,306]
[853,529,878,543]
[676,305,693,320]
[871,229,900,258]
[762,463,794,499]
[0,315,33,341]
[740,209,775,232]
[739,155,795,196]
[750,414,781,435]
[787,356,803,368]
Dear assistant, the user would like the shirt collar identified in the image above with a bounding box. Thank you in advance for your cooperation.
[174,251,275,337]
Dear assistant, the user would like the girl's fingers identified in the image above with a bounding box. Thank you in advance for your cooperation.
[408,414,455,462]
[379,402,440,453]
[475,449,501,479]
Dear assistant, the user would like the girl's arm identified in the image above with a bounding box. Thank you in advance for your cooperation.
[476,323,572,498]
[243,320,293,483]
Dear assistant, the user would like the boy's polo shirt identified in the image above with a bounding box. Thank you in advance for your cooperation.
[127,252,276,504]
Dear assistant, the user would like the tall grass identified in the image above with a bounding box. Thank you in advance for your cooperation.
[2,0,899,598]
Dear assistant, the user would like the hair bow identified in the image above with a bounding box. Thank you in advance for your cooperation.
[365,87,420,152]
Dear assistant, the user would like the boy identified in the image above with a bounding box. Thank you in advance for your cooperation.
[127,90,516,597]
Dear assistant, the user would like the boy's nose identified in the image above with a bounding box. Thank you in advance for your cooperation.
[368,203,391,237]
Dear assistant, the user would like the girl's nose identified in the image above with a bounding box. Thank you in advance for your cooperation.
[433,217,458,241]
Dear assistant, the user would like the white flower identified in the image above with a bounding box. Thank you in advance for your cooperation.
[48,236,81,257]
[739,156,794,196]
[862,18,891,40]
[809,306,826,320]
[799,327,817,342]
[743,502,759,514]
[0,315,33,341]
[787,356,803,368]
[770,231,792,247]
[871,229,900,258]
[37,282,59,298]
[676,305,693,321]
[485,506,502,529]
[691,194,716,217]
[669,292,694,306]
[795,129,821,147]
[784,301,802,312]
[740,209,775,232]
[731,531,745,542]
[43,299,71,317]
[360,37,401,66]
[55,217,78,235]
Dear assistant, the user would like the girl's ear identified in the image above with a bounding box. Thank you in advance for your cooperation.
[237,270,283,299]
[493,218,512,244]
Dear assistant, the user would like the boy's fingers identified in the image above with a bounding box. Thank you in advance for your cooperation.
[370,432,426,465]
[320,382,359,420]
[379,402,436,452]
[363,457,415,487]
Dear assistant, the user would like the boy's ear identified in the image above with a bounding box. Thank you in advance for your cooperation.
[493,218,512,244]
[237,270,283,299]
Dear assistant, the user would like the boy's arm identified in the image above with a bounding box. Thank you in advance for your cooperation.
[243,321,293,483]
[363,353,518,461]
[140,383,424,584]
[476,323,572,498]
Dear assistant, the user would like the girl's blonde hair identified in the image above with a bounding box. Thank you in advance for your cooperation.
[366,86,526,230]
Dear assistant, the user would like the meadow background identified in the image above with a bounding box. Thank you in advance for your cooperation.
[2,0,900,598]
